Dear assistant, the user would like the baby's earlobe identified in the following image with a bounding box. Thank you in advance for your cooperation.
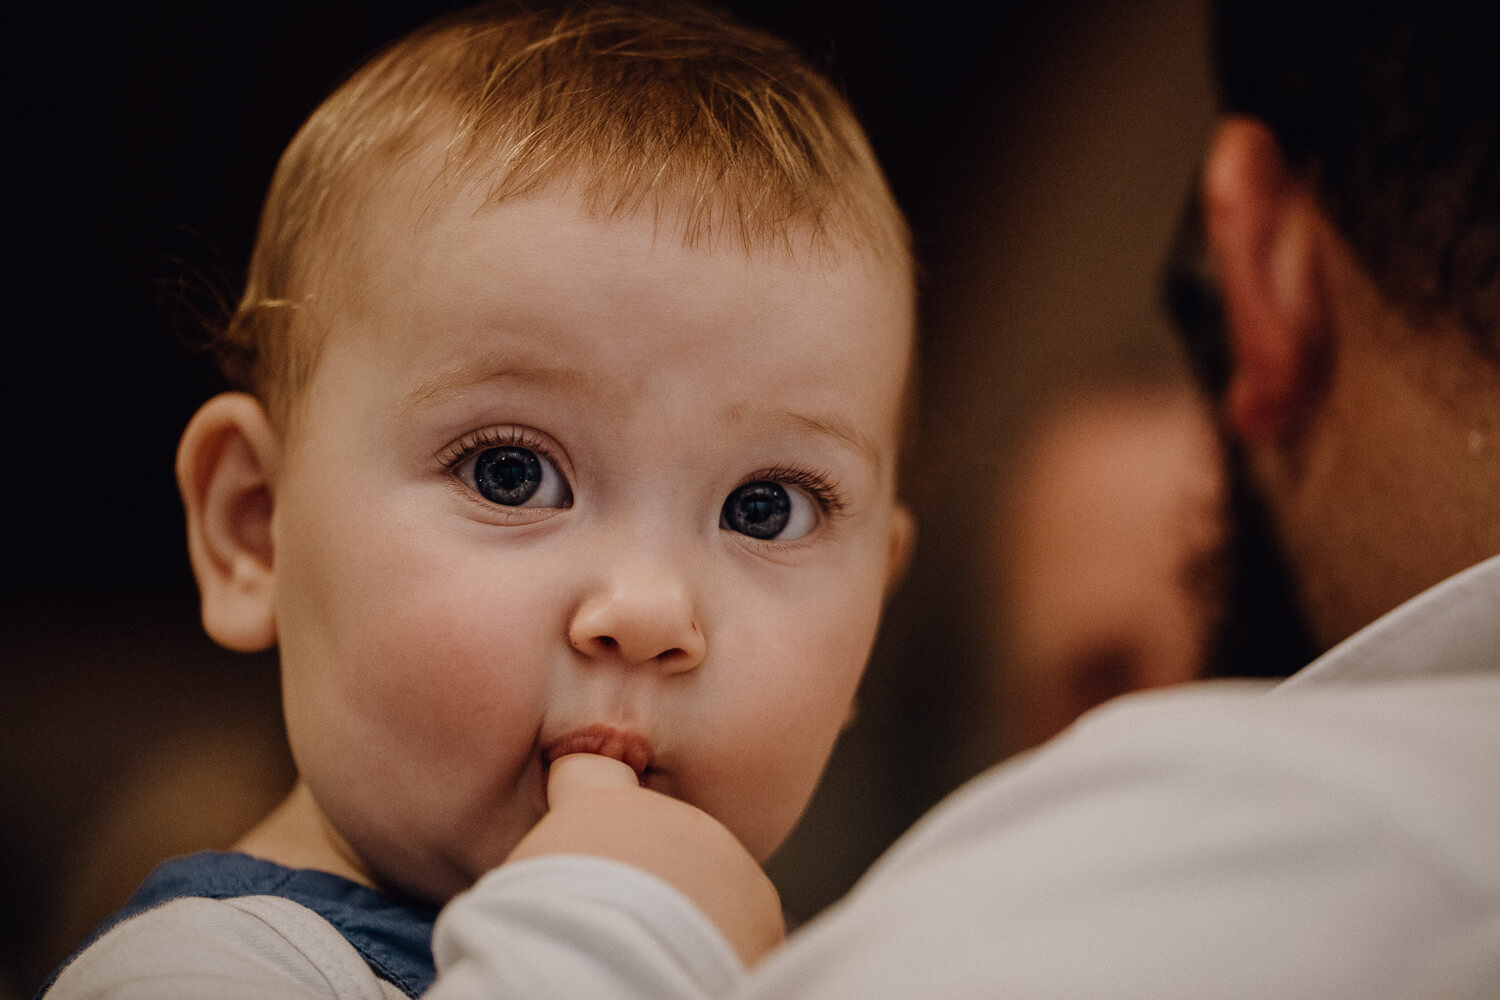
[177,392,281,652]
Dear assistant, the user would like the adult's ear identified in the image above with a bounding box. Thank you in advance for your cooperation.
[176,392,280,652]
[1202,116,1332,446]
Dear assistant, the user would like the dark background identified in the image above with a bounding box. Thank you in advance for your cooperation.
[10,0,1037,601]
[6,2,1213,994]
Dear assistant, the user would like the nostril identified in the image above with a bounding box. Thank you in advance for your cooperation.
[657,646,702,675]
[570,624,702,670]
[571,633,620,658]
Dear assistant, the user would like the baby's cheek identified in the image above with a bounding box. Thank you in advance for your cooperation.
[341,585,549,741]
[699,628,871,858]
[309,579,556,879]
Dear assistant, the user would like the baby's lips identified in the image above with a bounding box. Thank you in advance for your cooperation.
[542,724,654,780]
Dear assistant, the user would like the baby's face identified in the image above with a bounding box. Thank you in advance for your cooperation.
[268,180,913,902]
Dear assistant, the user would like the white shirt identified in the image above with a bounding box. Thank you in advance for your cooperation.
[435,554,1500,999]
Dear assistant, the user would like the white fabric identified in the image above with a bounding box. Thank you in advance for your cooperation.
[1276,550,1500,689]
[46,896,406,1000]
[429,855,743,1000]
[434,553,1500,999]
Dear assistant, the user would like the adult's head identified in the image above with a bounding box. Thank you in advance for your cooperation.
[1168,0,1500,669]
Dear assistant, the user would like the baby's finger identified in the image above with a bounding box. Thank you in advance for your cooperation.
[547,752,641,806]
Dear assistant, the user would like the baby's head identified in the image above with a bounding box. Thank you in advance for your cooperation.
[177,0,915,905]
[221,0,910,428]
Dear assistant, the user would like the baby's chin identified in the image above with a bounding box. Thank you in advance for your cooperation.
[334,808,543,907]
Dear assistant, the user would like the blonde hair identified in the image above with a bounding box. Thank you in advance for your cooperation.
[220,0,911,425]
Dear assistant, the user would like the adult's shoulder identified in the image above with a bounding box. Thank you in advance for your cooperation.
[749,675,1500,1000]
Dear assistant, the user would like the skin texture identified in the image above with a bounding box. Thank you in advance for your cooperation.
[1204,117,1500,653]
[1000,387,1224,749]
[177,170,915,913]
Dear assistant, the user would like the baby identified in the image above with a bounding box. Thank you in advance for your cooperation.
[42,2,914,997]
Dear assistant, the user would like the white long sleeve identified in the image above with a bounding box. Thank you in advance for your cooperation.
[430,855,743,1000]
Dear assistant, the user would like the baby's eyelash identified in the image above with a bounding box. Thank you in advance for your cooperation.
[755,465,848,518]
[436,427,551,469]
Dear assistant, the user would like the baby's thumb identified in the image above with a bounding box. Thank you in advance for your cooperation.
[546,753,641,807]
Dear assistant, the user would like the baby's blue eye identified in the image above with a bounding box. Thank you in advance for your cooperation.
[475,447,541,505]
[721,481,817,540]
[458,445,571,508]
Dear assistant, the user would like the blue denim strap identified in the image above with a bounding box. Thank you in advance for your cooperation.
[39,851,439,998]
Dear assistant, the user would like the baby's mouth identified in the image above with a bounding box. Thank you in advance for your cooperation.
[541,725,655,782]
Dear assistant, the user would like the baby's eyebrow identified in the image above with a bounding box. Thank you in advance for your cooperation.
[780,411,884,475]
[402,357,590,410]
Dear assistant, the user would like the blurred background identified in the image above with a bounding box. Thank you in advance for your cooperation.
[5,0,1216,994]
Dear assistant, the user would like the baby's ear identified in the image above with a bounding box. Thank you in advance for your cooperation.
[176,392,280,652]
[884,504,916,599]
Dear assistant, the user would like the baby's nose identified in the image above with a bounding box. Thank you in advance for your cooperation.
[568,571,705,673]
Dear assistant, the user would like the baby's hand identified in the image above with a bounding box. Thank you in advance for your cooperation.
[506,753,786,966]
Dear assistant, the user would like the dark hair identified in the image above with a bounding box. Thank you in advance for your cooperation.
[1213,0,1500,354]
[1161,187,1230,400]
